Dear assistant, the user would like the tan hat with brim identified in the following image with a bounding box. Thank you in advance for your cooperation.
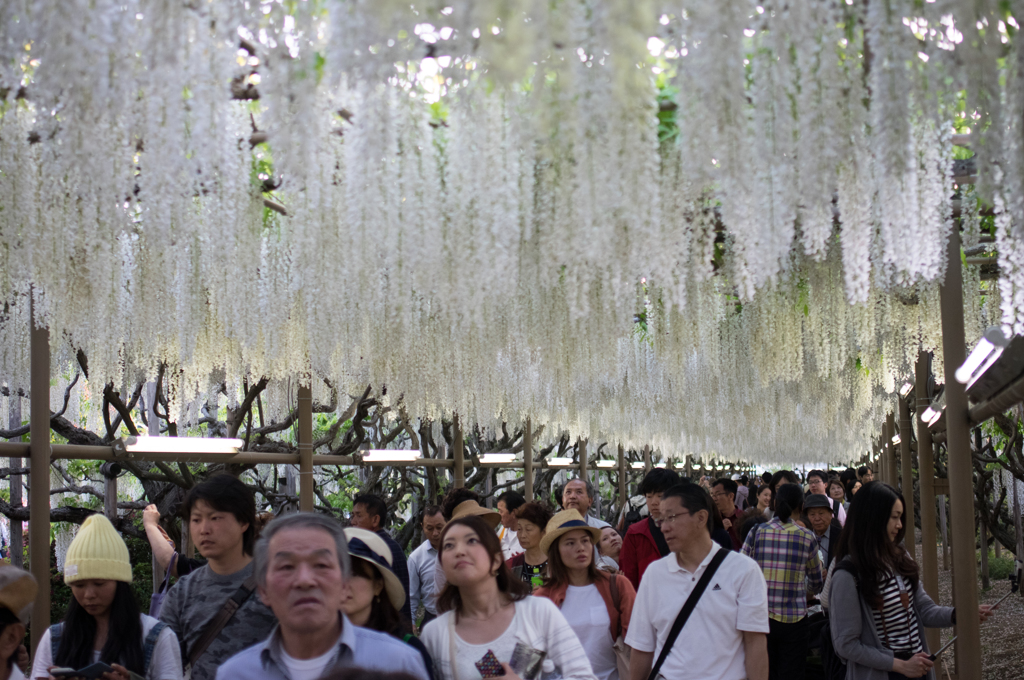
[0,565,37,625]
[343,528,406,611]
[539,509,603,554]
[448,500,501,529]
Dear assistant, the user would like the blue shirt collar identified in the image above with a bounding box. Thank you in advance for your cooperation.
[260,612,354,671]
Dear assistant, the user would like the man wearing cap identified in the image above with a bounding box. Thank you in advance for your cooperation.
[803,495,841,572]
[216,513,429,680]
[805,470,846,527]
[0,566,36,680]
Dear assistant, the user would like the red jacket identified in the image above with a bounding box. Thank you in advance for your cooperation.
[619,517,664,590]
[534,572,635,642]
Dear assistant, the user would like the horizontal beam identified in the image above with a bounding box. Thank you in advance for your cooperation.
[0,442,589,471]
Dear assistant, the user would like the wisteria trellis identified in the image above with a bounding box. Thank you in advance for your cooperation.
[0,0,1019,464]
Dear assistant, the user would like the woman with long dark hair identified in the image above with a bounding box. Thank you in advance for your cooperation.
[534,510,635,680]
[30,515,181,680]
[828,482,994,680]
[741,483,823,680]
[341,528,435,680]
[420,515,596,680]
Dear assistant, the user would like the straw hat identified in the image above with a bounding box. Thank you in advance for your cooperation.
[0,566,37,624]
[448,500,501,529]
[64,514,132,584]
[539,509,603,554]
[343,528,406,610]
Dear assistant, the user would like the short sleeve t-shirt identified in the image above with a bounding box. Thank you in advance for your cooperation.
[562,584,618,680]
[159,562,277,680]
[625,546,769,680]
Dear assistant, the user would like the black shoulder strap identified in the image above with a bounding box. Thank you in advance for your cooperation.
[186,576,257,667]
[649,517,670,557]
[647,549,729,680]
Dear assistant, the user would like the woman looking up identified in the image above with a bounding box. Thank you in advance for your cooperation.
[30,514,182,680]
[534,510,635,680]
[829,482,995,680]
[506,502,553,590]
[598,527,623,568]
[420,516,596,680]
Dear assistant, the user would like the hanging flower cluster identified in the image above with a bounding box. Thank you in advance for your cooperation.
[0,0,1016,464]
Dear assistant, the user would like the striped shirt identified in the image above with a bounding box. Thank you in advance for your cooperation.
[741,518,823,622]
[872,573,923,653]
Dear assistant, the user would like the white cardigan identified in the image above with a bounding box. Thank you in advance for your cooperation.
[421,595,597,680]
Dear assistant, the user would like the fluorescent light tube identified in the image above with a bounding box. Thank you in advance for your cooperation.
[631,461,645,469]
[362,450,421,462]
[547,457,573,465]
[479,453,517,463]
[125,436,242,454]
[595,460,616,468]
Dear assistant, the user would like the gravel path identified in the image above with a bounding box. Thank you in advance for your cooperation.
[916,540,1023,680]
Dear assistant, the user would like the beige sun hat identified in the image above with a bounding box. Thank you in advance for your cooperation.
[539,509,603,554]
[448,500,501,529]
[343,528,406,610]
[0,565,37,624]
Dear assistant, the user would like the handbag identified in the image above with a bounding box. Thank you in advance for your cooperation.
[607,574,632,680]
[148,554,177,618]
[647,548,728,680]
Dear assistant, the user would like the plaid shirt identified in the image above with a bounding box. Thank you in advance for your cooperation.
[741,518,823,622]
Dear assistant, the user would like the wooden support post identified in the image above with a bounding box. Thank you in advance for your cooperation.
[103,473,118,521]
[899,395,913,498]
[886,413,898,487]
[1013,466,1023,565]
[7,397,22,568]
[643,445,651,475]
[975,428,990,590]
[916,352,941,654]
[939,228,981,680]
[145,381,161,594]
[578,438,588,482]
[523,419,533,502]
[453,415,465,489]
[993,469,1002,559]
[297,384,314,511]
[617,444,626,525]
[29,301,51,649]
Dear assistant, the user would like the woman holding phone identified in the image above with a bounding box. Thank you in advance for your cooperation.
[828,483,994,680]
[420,515,596,680]
[30,515,182,680]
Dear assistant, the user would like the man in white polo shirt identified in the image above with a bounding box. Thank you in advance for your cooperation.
[626,483,769,680]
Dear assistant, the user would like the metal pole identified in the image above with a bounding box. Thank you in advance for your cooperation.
[578,438,587,483]
[29,301,51,650]
[453,415,464,489]
[297,384,313,511]
[939,227,981,680]
[915,352,940,653]
[939,494,950,570]
[523,418,533,502]
[617,444,626,524]
[7,397,23,568]
[643,444,651,475]
[975,428,990,590]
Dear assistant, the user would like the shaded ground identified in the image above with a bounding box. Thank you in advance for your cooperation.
[917,538,1023,680]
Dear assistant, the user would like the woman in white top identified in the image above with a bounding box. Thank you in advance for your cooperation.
[421,515,596,680]
[534,511,635,680]
[30,515,181,680]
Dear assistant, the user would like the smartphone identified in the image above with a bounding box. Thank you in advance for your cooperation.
[51,662,114,679]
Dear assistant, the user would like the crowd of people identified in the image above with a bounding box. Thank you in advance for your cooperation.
[0,462,1004,680]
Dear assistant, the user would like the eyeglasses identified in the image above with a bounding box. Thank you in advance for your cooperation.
[661,510,692,524]
[709,492,726,499]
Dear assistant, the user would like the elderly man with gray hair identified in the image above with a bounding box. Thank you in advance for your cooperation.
[215,513,430,680]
